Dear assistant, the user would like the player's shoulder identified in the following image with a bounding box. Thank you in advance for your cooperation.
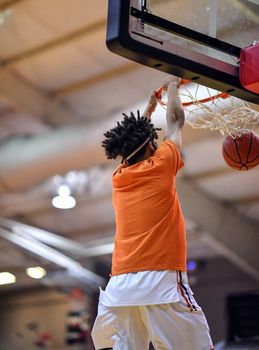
[155,139,184,173]
[156,139,180,156]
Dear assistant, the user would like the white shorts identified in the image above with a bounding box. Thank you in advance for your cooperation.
[91,298,214,350]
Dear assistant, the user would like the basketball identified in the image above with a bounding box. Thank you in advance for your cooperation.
[222,132,259,171]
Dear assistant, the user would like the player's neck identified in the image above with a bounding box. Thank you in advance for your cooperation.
[129,146,154,165]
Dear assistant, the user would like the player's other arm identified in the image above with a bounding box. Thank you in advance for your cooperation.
[164,77,185,151]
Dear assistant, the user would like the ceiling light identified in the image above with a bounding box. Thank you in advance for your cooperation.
[52,195,76,209]
[52,184,76,209]
[26,266,46,279]
[0,272,16,285]
[57,184,71,196]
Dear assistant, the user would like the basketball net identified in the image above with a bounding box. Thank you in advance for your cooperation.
[156,81,259,138]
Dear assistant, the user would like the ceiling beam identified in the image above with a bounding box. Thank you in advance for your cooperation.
[246,0,259,5]
[0,0,24,11]
[66,223,115,240]
[184,167,232,181]
[229,0,259,24]
[0,69,75,125]
[230,194,259,205]
[177,177,259,281]
[0,218,113,259]
[0,227,105,288]
[184,169,259,205]
[0,19,106,68]
[0,190,112,217]
[50,62,139,99]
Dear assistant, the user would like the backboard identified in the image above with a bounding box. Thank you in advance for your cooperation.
[106,0,259,105]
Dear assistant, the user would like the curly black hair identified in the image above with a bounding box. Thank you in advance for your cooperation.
[102,110,159,163]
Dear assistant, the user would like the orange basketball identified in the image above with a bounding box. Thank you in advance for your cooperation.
[222,132,259,171]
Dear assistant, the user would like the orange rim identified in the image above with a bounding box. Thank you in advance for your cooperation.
[155,79,230,107]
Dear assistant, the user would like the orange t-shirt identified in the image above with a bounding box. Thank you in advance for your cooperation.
[111,140,186,276]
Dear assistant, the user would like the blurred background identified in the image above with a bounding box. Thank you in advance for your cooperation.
[0,0,258,349]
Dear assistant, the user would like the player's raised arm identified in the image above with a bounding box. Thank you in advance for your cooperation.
[142,90,158,120]
[163,76,185,151]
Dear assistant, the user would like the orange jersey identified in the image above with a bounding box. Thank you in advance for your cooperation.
[111,140,186,276]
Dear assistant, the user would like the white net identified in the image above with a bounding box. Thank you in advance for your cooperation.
[159,84,259,138]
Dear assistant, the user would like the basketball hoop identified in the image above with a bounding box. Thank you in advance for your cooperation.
[155,80,259,138]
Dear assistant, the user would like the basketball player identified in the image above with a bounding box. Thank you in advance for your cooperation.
[91,75,214,350]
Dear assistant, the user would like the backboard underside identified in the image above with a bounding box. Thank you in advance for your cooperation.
[106,0,259,105]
